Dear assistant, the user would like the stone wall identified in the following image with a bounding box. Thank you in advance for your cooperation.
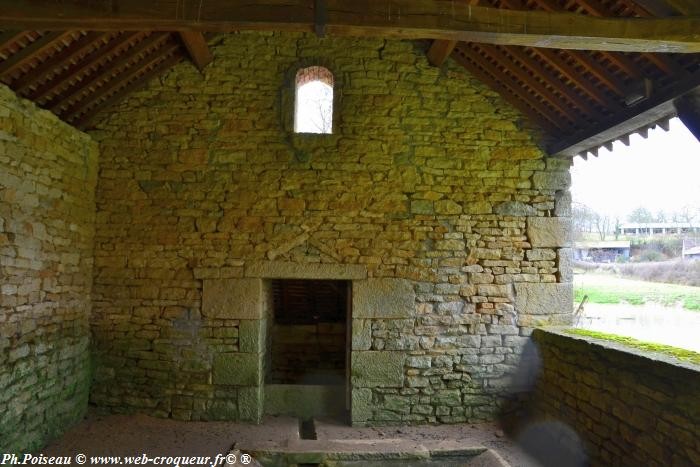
[0,85,98,452]
[518,330,700,466]
[89,33,573,424]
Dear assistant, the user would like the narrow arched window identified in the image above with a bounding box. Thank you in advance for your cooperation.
[294,66,333,134]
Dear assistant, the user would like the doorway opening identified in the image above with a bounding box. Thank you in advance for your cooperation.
[264,279,349,420]
[268,279,348,385]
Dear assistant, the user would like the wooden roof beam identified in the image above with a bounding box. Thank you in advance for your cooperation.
[548,76,700,156]
[427,0,479,67]
[427,40,457,67]
[674,89,700,141]
[2,1,700,53]
[178,31,212,71]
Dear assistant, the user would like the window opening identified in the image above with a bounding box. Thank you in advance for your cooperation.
[294,66,334,134]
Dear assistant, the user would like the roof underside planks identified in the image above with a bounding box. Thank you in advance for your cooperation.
[0,0,698,157]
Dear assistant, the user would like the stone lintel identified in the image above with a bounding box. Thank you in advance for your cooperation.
[245,261,367,280]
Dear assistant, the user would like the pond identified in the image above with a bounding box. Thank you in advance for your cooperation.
[574,302,700,352]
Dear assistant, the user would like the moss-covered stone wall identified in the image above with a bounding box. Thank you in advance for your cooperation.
[89,33,573,424]
[519,329,700,466]
[0,85,98,452]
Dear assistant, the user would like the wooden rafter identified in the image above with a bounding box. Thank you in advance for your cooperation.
[73,54,184,129]
[178,31,212,71]
[451,49,562,135]
[63,42,181,122]
[49,33,170,113]
[14,31,107,94]
[455,44,570,132]
[426,40,457,67]
[1,1,700,53]
[0,30,28,49]
[529,48,621,111]
[30,32,146,103]
[474,43,579,124]
[499,45,602,119]
[0,31,73,81]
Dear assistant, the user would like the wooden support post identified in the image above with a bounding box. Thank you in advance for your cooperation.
[178,31,213,71]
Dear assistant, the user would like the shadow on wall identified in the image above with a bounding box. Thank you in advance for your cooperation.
[498,339,589,467]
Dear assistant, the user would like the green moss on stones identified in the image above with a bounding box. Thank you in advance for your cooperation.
[566,329,700,365]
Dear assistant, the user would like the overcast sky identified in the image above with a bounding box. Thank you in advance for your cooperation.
[570,117,700,220]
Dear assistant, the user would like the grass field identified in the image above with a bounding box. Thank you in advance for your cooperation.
[574,273,700,311]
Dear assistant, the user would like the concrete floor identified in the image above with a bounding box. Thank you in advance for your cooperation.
[40,411,541,467]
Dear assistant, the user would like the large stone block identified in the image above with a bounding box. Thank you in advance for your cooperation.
[239,319,266,354]
[352,351,405,387]
[351,387,373,423]
[238,385,263,423]
[533,170,571,191]
[213,353,261,386]
[352,319,372,350]
[554,190,572,217]
[245,261,366,280]
[353,278,415,319]
[527,217,572,248]
[202,278,263,319]
[513,283,574,315]
[558,248,573,283]
[494,201,537,217]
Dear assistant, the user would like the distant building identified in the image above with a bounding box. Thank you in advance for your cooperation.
[574,240,631,263]
[682,239,700,260]
[619,222,700,236]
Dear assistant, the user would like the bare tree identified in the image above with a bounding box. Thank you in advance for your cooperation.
[594,213,611,241]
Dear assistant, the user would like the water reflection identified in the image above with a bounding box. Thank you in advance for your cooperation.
[575,302,700,352]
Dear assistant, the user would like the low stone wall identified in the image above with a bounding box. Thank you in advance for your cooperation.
[518,329,700,467]
[0,85,98,452]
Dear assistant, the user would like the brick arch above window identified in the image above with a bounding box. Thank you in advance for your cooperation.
[295,65,334,88]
